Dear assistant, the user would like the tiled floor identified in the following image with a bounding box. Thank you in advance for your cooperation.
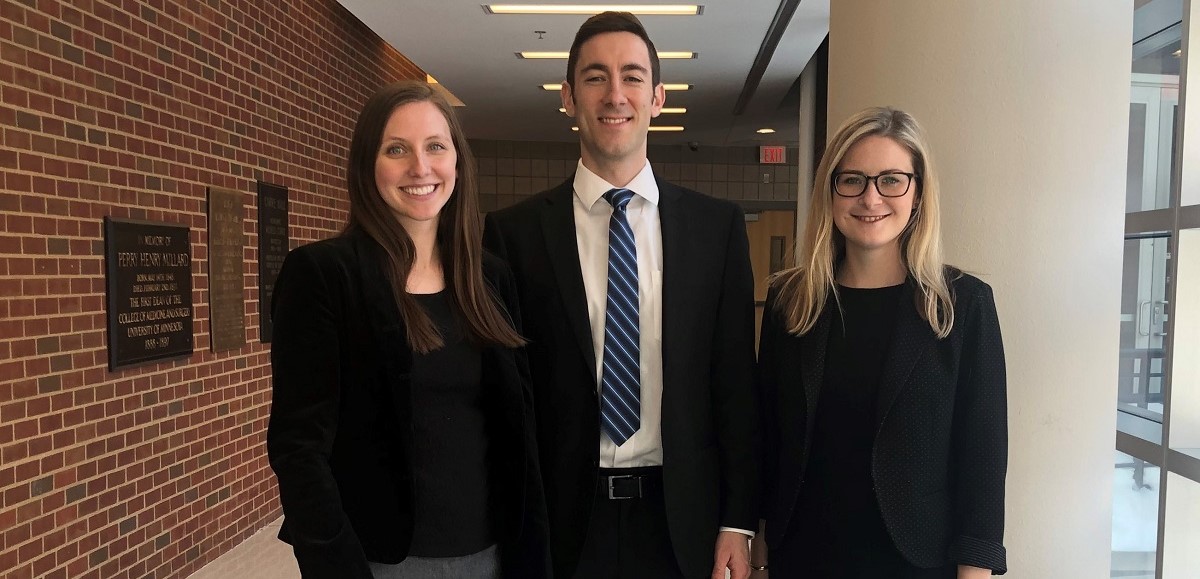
[187,518,299,579]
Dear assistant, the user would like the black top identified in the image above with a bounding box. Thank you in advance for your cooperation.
[407,291,492,557]
[792,284,952,578]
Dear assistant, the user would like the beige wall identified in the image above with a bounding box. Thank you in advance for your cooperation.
[1168,229,1200,449]
[828,2,1131,576]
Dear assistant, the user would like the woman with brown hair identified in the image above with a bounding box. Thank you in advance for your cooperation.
[754,107,1007,578]
[267,80,549,578]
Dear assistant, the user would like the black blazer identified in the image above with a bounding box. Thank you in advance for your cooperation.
[266,232,550,579]
[483,177,758,579]
[757,271,1007,574]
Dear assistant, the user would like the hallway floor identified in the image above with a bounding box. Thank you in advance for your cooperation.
[187,518,299,579]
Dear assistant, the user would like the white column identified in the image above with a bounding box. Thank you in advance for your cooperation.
[828,2,1132,577]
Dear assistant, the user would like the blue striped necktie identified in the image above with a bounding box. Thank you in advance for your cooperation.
[600,188,641,446]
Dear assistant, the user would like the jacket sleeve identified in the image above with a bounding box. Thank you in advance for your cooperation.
[711,204,760,531]
[948,283,1008,574]
[266,247,373,579]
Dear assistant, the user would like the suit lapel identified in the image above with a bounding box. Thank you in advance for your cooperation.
[351,234,413,429]
[658,180,685,389]
[353,233,409,360]
[874,282,936,431]
[801,302,832,447]
[539,183,598,381]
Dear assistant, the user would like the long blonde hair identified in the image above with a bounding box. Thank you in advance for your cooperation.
[771,107,956,338]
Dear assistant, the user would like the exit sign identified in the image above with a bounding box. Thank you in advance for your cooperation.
[759,145,786,164]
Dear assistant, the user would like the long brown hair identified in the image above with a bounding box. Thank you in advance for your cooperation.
[772,107,956,338]
[343,80,524,353]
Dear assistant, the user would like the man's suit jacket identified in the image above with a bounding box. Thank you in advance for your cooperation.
[483,177,758,578]
[267,232,550,579]
[757,270,1008,574]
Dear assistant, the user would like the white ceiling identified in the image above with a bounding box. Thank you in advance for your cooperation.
[334,1,829,147]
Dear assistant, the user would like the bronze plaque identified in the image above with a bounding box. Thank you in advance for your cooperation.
[257,181,289,343]
[104,218,194,370]
[208,187,245,352]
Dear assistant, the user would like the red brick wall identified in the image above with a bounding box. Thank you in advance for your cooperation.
[0,0,424,576]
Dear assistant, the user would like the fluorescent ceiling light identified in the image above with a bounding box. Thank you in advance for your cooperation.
[756,128,775,134]
[486,4,702,15]
[426,74,465,107]
[520,51,695,59]
[560,107,686,113]
[572,126,685,132]
[543,83,691,91]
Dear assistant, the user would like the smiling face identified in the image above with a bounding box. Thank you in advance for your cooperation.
[562,31,665,181]
[373,100,457,236]
[832,134,917,258]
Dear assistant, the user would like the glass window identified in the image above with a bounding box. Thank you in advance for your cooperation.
[1112,450,1160,579]
[1118,236,1172,428]
[1116,4,1200,577]
[1130,5,1181,213]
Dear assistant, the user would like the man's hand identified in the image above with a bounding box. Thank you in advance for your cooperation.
[749,519,768,577]
[712,530,751,579]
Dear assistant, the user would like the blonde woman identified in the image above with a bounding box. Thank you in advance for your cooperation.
[753,108,1007,578]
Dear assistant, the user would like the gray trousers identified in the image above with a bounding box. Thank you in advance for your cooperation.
[368,544,501,579]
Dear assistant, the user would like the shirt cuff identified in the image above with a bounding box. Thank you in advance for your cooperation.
[719,526,755,538]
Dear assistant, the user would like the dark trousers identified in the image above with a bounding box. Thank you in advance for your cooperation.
[572,467,687,579]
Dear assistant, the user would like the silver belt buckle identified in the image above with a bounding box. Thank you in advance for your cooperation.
[607,474,640,499]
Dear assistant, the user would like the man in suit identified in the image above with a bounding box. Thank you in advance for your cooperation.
[483,11,757,579]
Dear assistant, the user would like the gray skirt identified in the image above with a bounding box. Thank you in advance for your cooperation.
[368,544,501,579]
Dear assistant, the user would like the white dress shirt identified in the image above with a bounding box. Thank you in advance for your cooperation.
[572,160,664,468]
[572,160,754,539]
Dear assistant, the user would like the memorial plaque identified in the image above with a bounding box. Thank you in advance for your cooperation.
[257,181,289,342]
[208,187,246,352]
[104,218,194,370]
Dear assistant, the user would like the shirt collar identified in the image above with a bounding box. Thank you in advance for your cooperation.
[572,159,660,210]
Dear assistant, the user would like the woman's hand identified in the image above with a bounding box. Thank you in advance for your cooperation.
[958,564,992,578]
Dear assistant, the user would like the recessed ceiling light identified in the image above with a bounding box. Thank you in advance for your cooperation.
[756,128,775,134]
[571,125,685,131]
[543,83,691,91]
[520,51,695,59]
[486,4,702,15]
[560,107,686,114]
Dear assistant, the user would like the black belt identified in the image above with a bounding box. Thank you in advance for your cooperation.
[597,467,663,500]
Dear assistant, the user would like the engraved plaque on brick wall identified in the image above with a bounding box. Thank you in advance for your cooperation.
[257,181,289,343]
[104,218,194,370]
[207,187,246,352]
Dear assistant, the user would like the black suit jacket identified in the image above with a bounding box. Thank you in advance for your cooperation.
[483,177,758,578]
[757,270,1008,574]
[267,232,550,579]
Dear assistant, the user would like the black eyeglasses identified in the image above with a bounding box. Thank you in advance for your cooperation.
[832,171,917,198]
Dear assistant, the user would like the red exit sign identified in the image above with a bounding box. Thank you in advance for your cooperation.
[759,145,786,164]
